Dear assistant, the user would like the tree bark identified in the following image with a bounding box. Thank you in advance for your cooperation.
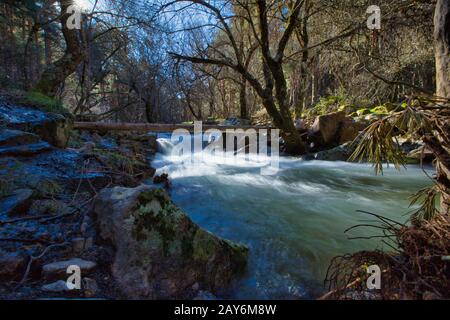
[434,0,450,99]
[239,75,248,120]
[434,0,450,214]
[33,0,85,97]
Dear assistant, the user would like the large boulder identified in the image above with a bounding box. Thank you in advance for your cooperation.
[92,185,248,299]
[310,111,346,145]
[0,104,72,148]
[338,117,360,144]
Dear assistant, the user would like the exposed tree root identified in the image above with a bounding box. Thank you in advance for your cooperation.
[323,214,450,300]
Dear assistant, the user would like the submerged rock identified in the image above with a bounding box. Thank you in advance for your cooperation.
[92,185,248,299]
[306,142,356,161]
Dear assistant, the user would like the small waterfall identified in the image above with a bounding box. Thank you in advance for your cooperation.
[157,138,175,155]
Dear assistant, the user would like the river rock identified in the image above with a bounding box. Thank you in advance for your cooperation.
[42,258,97,280]
[310,111,346,145]
[310,142,356,161]
[91,185,248,299]
[41,280,72,292]
[0,188,34,216]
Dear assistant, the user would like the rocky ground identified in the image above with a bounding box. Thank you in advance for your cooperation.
[0,97,248,300]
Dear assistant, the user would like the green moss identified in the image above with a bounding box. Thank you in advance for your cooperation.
[132,189,182,256]
[192,229,220,262]
[24,91,71,117]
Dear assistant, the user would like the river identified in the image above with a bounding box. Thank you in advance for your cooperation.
[153,133,432,299]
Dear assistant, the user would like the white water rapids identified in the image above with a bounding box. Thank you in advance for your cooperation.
[153,133,432,299]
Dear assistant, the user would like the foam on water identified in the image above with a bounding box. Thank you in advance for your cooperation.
[154,133,432,299]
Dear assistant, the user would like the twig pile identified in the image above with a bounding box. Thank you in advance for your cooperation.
[324,214,450,300]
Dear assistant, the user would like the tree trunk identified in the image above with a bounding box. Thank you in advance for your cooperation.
[239,75,248,120]
[145,100,153,123]
[434,0,450,99]
[434,0,450,214]
[34,0,85,97]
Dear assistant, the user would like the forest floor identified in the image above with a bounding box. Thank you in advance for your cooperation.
[0,96,159,299]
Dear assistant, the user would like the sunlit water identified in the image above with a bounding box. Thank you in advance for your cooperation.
[152,133,432,299]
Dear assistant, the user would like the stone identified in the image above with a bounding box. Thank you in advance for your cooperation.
[311,111,346,145]
[338,117,360,144]
[0,250,27,280]
[83,277,99,298]
[92,185,248,299]
[31,113,72,149]
[41,280,72,292]
[0,141,51,157]
[42,258,96,280]
[0,188,34,216]
[0,104,72,148]
[310,142,356,161]
[0,129,40,147]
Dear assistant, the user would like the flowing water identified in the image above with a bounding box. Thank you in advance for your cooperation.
[153,133,432,299]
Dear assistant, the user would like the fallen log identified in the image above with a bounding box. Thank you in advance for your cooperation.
[73,122,274,133]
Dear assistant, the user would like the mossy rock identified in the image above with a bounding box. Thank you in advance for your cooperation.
[24,91,71,118]
[92,185,248,299]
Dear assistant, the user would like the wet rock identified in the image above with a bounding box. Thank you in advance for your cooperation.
[310,111,346,145]
[0,141,51,157]
[0,250,27,280]
[41,280,72,292]
[83,277,98,298]
[153,173,171,189]
[0,188,34,216]
[92,185,248,299]
[307,142,355,161]
[0,129,40,147]
[42,258,97,280]
[0,104,72,148]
